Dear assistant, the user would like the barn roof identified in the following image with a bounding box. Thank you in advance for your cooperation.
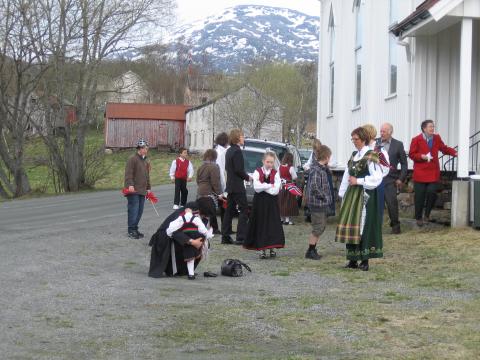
[105,103,191,121]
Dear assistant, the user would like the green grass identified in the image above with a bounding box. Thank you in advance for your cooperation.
[145,223,480,359]
[21,129,202,196]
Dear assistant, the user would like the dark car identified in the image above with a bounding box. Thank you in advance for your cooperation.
[242,146,280,205]
[242,139,305,205]
[298,148,313,167]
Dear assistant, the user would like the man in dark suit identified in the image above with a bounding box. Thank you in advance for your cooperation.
[221,129,252,245]
[379,123,408,234]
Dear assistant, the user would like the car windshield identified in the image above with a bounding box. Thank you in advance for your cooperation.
[298,150,312,164]
[243,141,287,162]
[242,150,265,174]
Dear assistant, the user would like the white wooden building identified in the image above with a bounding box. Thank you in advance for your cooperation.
[316,0,480,179]
[185,86,283,152]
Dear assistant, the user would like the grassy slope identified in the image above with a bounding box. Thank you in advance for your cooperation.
[22,129,202,195]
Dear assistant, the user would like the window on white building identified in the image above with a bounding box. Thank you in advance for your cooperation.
[388,0,398,95]
[328,5,335,115]
[193,132,197,147]
[354,0,362,107]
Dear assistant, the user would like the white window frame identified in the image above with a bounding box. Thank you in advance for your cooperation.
[353,1,362,108]
[388,0,399,96]
[328,5,335,115]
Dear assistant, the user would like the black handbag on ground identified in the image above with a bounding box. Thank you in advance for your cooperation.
[221,259,252,277]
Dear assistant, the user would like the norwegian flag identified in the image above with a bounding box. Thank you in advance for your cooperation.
[122,188,135,196]
[145,191,158,204]
[284,183,303,197]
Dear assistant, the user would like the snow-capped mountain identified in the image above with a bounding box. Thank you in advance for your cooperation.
[167,5,319,72]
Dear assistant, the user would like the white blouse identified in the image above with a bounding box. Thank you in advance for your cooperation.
[215,144,228,192]
[252,167,281,196]
[338,146,384,198]
[166,211,213,239]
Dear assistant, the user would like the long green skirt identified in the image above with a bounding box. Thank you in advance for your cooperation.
[335,186,383,261]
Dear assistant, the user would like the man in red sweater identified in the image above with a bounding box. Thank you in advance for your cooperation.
[409,120,457,226]
[169,147,194,209]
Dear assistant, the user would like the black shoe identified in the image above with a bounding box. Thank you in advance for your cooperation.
[188,275,196,280]
[259,250,267,259]
[233,240,244,246]
[203,271,217,277]
[391,225,401,234]
[305,248,322,260]
[359,260,369,271]
[221,235,234,244]
[128,232,140,239]
[345,260,358,269]
[213,229,222,235]
[269,249,277,258]
[135,230,144,238]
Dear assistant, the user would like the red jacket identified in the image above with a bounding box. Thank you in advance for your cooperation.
[409,133,456,183]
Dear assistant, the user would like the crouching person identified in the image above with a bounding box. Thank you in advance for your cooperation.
[305,145,333,260]
[148,198,214,280]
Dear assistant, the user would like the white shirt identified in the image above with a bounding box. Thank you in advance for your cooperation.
[252,167,281,196]
[338,146,384,198]
[166,211,213,239]
[169,157,194,180]
[215,145,228,192]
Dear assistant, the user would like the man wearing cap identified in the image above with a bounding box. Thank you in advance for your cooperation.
[124,139,151,239]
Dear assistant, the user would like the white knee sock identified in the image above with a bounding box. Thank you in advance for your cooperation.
[187,260,195,276]
[285,217,290,223]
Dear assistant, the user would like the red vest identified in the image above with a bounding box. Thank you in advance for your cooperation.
[175,158,189,180]
[257,167,277,184]
[279,165,292,181]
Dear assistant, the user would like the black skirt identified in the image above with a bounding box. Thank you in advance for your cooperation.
[244,192,285,251]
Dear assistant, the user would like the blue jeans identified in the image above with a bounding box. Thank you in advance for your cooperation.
[127,194,145,233]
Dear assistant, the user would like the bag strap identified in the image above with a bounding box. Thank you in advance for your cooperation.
[224,259,252,272]
[237,260,252,272]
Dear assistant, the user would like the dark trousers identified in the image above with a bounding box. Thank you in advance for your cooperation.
[221,191,249,242]
[174,178,188,206]
[127,194,145,233]
[414,182,438,220]
[384,180,400,227]
[219,205,233,234]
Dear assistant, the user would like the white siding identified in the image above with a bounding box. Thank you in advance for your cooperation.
[318,0,480,171]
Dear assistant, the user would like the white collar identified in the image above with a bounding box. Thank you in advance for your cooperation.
[262,167,273,175]
[357,146,370,157]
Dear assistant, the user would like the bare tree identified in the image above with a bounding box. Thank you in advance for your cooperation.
[30,0,175,192]
[216,85,281,139]
[0,0,49,197]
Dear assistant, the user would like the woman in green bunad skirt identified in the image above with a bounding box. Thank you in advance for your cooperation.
[335,127,384,271]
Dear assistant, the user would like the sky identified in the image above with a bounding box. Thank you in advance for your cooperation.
[175,0,320,25]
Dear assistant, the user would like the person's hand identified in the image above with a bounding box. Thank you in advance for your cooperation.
[348,176,358,185]
[171,178,175,183]
[187,177,192,182]
[128,186,135,193]
[189,238,203,249]
[248,175,253,182]
[395,180,403,189]
[421,154,429,161]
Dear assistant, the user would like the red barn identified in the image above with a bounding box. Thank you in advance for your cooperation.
[104,103,190,149]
